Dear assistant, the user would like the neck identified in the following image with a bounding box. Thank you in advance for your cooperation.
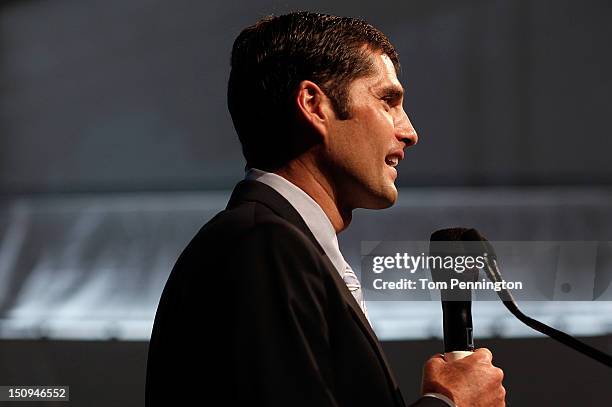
[274,159,351,233]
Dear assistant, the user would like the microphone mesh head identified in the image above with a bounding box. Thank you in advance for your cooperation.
[430,227,497,260]
[463,228,497,260]
[430,227,470,242]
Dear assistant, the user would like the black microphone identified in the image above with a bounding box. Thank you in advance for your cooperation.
[429,228,480,361]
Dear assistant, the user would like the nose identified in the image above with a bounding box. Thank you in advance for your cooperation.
[395,108,418,147]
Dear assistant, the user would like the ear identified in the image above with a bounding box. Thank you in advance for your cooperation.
[295,80,335,140]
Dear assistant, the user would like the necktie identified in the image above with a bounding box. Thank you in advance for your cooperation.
[343,263,370,323]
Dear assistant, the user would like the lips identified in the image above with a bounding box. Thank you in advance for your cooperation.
[385,150,404,168]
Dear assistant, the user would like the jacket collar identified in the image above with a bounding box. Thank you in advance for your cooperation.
[226,179,322,253]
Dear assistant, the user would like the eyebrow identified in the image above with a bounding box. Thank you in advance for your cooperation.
[379,85,404,101]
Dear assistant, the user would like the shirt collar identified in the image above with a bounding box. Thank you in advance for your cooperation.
[245,168,347,276]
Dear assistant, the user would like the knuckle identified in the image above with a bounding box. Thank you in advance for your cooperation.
[423,358,442,373]
[495,367,505,381]
[428,355,444,366]
[475,347,493,360]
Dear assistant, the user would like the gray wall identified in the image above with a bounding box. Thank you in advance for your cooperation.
[2,0,611,194]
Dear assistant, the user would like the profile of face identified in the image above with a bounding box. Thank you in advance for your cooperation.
[323,50,418,211]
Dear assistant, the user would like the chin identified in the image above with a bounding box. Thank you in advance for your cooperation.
[359,185,397,209]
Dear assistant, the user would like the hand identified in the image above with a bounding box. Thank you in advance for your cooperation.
[421,348,505,407]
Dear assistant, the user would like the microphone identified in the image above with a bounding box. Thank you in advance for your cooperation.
[429,228,480,361]
[434,227,612,368]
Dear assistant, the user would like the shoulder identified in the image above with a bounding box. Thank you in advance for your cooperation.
[212,200,313,243]
[179,200,323,268]
[168,201,330,307]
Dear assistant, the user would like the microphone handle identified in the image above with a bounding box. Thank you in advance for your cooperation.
[442,301,475,361]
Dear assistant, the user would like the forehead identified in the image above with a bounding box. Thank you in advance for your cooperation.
[357,51,403,92]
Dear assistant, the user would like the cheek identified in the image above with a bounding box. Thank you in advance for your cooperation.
[363,104,394,132]
[364,109,395,150]
[332,107,394,167]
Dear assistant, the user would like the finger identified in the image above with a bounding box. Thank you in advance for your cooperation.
[495,367,505,382]
[424,354,446,369]
[472,347,493,362]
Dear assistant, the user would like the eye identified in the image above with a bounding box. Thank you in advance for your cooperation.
[379,88,404,112]
[381,97,393,111]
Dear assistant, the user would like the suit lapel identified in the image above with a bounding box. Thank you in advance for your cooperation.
[320,254,404,404]
[227,180,403,398]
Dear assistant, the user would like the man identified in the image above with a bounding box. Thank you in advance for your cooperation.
[146,12,505,407]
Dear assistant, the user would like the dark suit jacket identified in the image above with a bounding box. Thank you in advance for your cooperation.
[145,180,447,407]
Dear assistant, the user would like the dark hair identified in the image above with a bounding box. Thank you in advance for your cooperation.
[227,11,399,171]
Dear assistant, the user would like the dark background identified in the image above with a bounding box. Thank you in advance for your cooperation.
[1,0,611,406]
[1,336,611,406]
[2,0,612,194]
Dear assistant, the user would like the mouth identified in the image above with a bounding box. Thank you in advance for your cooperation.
[384,150,404,169]
[385,156,399,167]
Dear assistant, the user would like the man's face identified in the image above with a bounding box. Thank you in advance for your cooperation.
[323,50,418,210]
